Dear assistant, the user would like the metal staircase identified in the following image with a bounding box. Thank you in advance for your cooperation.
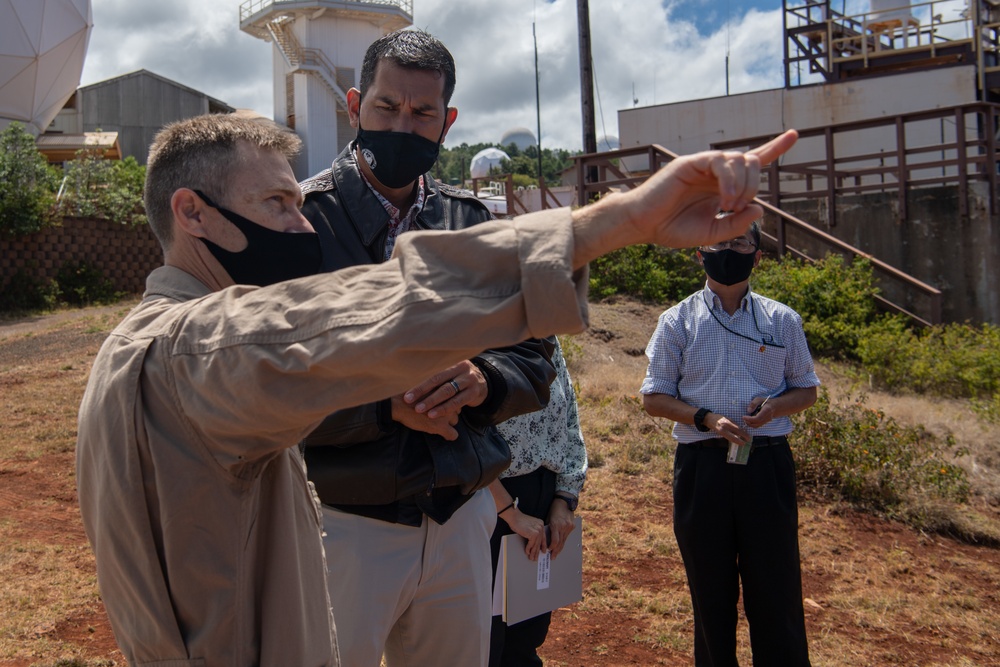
[265,19,350,113]
[238,0,415,115]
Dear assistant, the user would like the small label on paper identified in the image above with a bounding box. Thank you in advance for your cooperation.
[536,551,551,590]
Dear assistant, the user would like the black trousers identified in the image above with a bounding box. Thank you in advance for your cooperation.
[673,440,811,667]
[489,467,557,667]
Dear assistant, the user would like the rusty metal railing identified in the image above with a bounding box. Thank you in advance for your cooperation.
[571,143,943,326]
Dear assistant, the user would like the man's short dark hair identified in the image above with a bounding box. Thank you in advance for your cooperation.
[359,29,456,105]
[144,114,301,251]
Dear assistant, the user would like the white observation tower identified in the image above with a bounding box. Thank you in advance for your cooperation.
[239,0,413,178]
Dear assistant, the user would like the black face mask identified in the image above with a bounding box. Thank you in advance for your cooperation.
[701,249,757,286]
[355,117,445,189]
[193,190,322,287]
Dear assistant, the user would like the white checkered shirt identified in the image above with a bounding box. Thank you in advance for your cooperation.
[640,284,820,443]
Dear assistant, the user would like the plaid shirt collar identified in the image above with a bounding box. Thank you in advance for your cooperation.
[354,150,426,261]
[702,283,753,314]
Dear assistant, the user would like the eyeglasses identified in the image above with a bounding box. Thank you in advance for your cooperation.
[699,238,758,254]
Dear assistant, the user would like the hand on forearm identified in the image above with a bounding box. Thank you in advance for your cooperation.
[390,394,459,439]
[403,360,488,419]
[707,413,751,445]
[507,510,548,561]
[643,393,750,444]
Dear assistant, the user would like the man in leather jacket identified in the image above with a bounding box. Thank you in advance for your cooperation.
[298,29,556,667]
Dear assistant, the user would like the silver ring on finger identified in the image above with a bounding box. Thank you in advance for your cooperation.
[449,379,461,395]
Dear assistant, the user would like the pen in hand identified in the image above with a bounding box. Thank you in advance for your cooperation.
[749,395,770,417]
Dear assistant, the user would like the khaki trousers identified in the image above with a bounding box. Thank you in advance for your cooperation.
[322,489,496,667]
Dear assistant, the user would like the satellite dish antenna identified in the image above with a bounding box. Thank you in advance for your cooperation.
[0,0,94,136]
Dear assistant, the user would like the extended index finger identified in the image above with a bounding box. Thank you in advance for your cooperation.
[748,129,799,166]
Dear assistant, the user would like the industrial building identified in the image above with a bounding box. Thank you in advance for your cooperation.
[605,0,1000,325]
[46,70,235,165]
[240,0,413,179]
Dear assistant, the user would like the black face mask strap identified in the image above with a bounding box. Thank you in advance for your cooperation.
[193,189,221,210]
[434,113,448,144]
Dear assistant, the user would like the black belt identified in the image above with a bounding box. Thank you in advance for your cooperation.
[685,435,788,449]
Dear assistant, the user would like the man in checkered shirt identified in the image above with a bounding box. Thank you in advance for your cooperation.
[640,220,820,667]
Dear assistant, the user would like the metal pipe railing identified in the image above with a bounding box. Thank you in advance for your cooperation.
[241,0,413,22]
[712,102,1000,218]
[571,142,943,326]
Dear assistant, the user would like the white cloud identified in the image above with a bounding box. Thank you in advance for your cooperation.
[81,0,273,114]
[80,0,786,151]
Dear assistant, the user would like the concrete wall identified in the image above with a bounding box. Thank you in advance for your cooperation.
[773,182,998,325]
[618,64,996,324]
[0,218,161,300]
[618,65,978,161]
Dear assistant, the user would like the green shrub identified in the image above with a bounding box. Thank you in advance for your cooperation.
[793,389,970,512]
[0,268,58,313]
[858,321,1000,398]
[972,391,1000,424]
[57,151,146,225]
[752,254,884,359]
[0,122,59,236]
[558,334,583,370]
[589,245,703,303]
[54,261,121,306]
[752,253,1000,400]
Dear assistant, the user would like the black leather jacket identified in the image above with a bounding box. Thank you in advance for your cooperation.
[299,145,556,525]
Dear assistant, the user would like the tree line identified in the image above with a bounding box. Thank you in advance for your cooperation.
[2,122,580,238]
[432,141,577,188]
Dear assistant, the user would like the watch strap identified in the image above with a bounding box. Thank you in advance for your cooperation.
[554,493,578,511]
[693,407,712,432]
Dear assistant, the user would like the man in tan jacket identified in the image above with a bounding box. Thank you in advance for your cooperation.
[75,112,795,666]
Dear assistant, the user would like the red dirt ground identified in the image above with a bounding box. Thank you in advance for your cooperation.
[2,303,999,666]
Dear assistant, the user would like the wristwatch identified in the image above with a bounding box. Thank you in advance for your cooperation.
[693,407,712,432]
[554,493,579,512]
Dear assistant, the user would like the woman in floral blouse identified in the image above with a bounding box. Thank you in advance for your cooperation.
[488,337,588,667]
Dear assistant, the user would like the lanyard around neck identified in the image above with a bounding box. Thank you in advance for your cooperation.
[705,292,785,350]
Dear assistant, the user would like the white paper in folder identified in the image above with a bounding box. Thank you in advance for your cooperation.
[492,516,583,625]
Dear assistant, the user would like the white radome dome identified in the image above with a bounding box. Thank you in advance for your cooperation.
[499,127,537,151]
[597,135,620,152]
[0,0,93,135]
[470,147,509,179]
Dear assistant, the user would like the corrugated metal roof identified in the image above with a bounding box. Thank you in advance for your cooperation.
[36,131,122,162]
[79,69,234,113]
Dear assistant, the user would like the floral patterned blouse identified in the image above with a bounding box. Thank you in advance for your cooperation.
[496,339,587,495]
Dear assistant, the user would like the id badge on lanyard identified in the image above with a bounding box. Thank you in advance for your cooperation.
[727,441,751,465]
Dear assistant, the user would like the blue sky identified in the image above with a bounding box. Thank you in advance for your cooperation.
[80,0,796,151]
[666,0,781,36]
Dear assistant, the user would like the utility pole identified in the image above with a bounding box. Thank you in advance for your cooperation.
[577,0,597,185]
[533,20,544,186]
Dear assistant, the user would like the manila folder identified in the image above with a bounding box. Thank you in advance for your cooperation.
[500,516,583,625]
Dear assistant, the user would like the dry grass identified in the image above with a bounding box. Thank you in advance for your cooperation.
[1,298,999,666]
[546,298,1000,666]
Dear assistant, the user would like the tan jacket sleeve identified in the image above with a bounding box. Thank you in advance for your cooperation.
[165,209,589,470]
